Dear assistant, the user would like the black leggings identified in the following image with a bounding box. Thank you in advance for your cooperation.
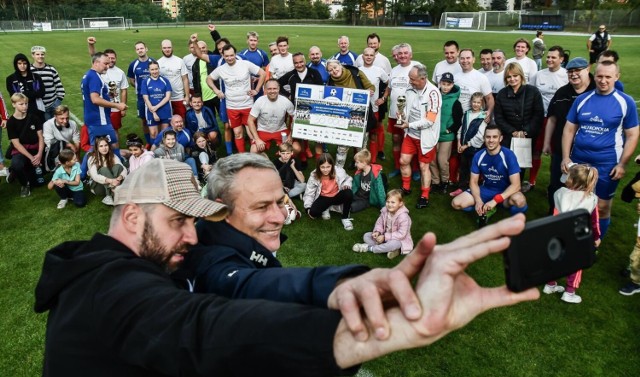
[309,190,353,219]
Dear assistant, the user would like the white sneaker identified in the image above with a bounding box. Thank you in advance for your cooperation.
[561,292,582,304]
[56,199,68,209]
[387,250,401,260]
[321,209,331,220]
[352,243,369,253]
[341,218,354,231]
[543,284,565,294]
[102,195,114,206]
[0,167,8,177]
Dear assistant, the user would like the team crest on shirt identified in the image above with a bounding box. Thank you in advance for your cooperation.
[589,115,603,124]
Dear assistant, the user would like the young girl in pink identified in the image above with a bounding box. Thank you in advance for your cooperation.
[352,189,413,259]
[543,164,601,304]
[126,133,154,173]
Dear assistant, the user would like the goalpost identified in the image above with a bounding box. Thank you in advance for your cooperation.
[439,12,487,30]
[81,17,126,32]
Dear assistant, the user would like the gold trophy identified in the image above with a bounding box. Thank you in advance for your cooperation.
[396,95,406,127]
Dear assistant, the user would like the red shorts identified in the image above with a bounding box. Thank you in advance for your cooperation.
[534,117,547,154]
[171,100,187,120]
[401,136,437,164]
[387,118,405,135]
[227,108,251,129]
[110,111,122,131]
[253,130,288,149]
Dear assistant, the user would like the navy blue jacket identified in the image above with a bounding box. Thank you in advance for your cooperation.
[185,220,369,307]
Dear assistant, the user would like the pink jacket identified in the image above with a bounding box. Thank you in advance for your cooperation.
[373,205,413,253]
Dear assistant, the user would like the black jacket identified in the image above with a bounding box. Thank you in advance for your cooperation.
[278,67,325,102]
[6,53,45,114]
[494,84,544,147]
[184,220,369,307]
[35,233,356,376]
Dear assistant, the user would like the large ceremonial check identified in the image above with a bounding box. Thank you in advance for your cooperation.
[292,84,370,148]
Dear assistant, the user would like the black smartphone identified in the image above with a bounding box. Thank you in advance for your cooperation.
[504,209,596,293]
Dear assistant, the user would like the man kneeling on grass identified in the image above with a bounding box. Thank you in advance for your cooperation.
[451,124,528,227]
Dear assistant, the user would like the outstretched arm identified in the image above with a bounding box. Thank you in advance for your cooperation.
[332,214,539,368]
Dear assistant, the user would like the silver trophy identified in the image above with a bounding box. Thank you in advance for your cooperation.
[396,95,406,126]
[108,81,119,103]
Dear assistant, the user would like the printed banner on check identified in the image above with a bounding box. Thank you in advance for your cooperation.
[292,84,370,148]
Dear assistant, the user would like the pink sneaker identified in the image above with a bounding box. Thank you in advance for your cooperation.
[449,188,463,197]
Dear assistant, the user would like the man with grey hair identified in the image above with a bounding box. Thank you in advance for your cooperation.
[486,49,507,96]
[332,36,358,66]
[395,64,442,209]
[382,43,421,177]
[179,152,538,374]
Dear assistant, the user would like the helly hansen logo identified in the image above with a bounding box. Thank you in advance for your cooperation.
[250,251,268,266]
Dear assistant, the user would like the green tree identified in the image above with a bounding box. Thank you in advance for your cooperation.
[491,0,508,11]
[312,0,331,19]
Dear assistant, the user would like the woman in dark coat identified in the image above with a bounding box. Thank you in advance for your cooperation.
[494,62,544,190]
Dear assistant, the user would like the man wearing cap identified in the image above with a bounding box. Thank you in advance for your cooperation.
[542,57,595,215]
[35,157,538,376]
[30,46,65,121]
[562,61,639,239]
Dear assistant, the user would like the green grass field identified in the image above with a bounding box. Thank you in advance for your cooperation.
[1,25,639,376]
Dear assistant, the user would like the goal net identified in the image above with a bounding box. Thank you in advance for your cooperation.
[439,12,487,30]
[82,17,126,32]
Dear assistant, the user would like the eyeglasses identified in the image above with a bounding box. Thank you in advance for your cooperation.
[567,68,585,75]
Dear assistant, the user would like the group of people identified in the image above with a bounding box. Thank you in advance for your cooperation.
[0,23,636,375]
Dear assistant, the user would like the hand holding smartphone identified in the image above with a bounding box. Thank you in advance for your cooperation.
[504,209,596,293]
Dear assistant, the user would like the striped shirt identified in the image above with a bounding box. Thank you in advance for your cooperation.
[31,63,65,109]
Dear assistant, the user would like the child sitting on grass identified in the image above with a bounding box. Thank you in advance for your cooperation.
[352,189,413,259]
[543,164,600,304]
[126,133,154,173]
[274,142,306,199]
[351,149,386,213]
[47,148,86,209]
[303,153,354,230]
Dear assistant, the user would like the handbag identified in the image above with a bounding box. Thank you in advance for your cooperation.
[510,137,532,168]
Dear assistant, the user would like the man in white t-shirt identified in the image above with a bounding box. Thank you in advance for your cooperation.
[382,43,421,177]
[247,79,295,155]
[360,47,389,163]
[269,36,294,80]
[454,49,494,119]
[478,49,493,74]
[158,39,190,120]
[432,40,462,83]
[486,49,506,96]
[505,38,538,83]
[531,46,568,116]
[207,44,266,153]
[183,39,198,94]
[529,45,568,194]
[355,33,392,75]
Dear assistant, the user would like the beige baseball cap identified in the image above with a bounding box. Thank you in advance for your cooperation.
[114,159,227,221]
